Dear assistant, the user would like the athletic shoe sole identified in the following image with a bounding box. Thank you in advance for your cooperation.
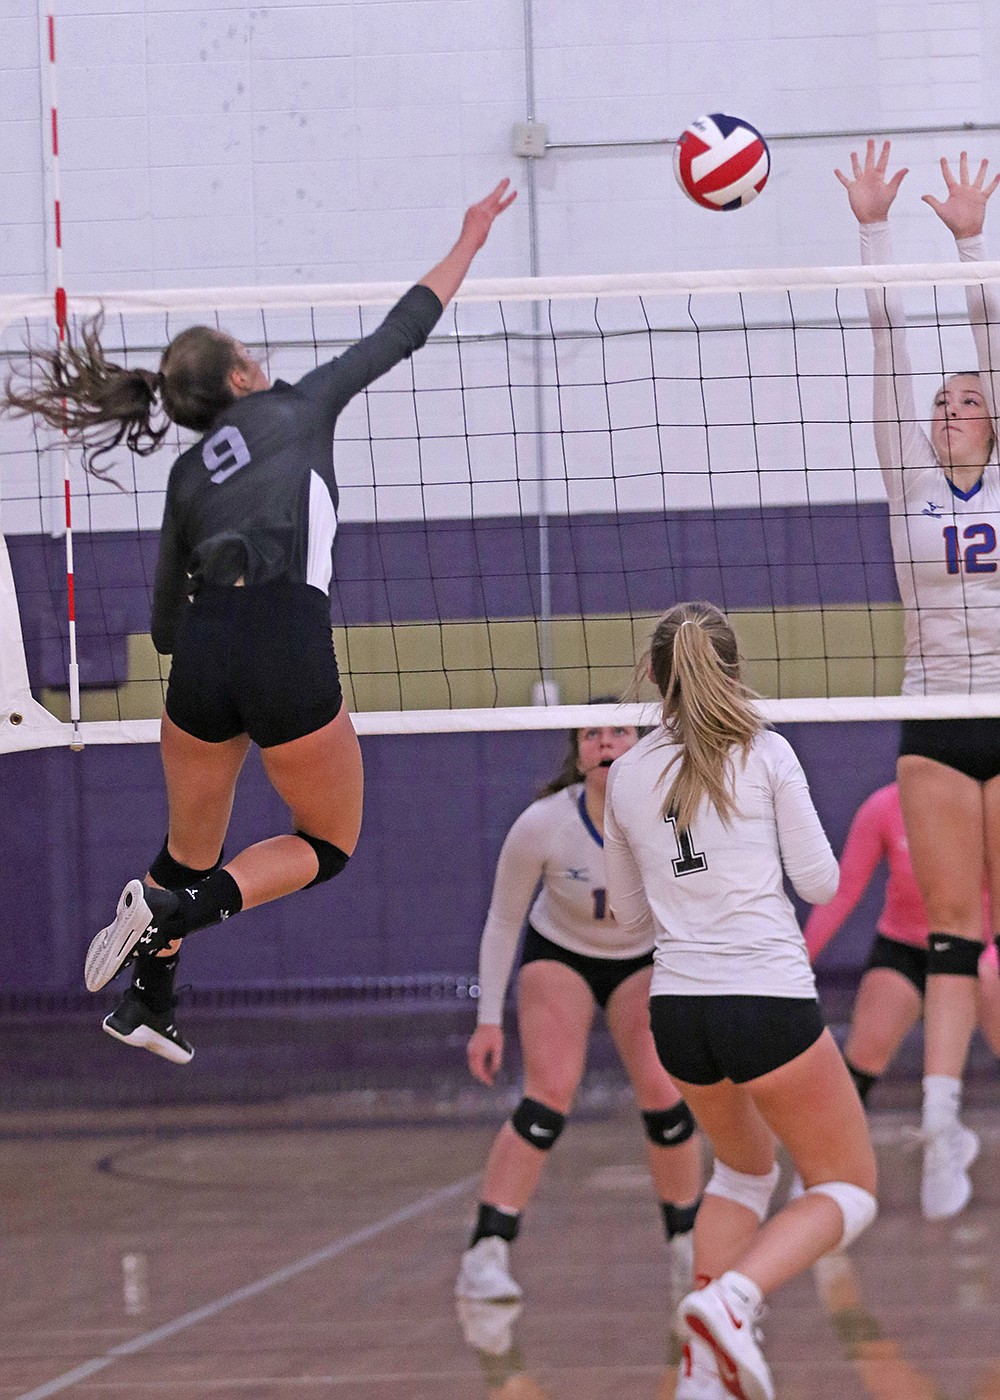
[85,880,153,992]
[102,1015,193,1065]
[682,1290,774,1400]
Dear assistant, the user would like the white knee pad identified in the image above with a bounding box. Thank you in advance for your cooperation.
[705,1160,781,1222]
[805,1181,877,1249]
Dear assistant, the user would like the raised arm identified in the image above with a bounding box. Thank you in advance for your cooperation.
[467,803,545,1086]
[923,153,1000,428]
[296,180,516,416]
[835,140,925,476]
[419,179,516,307]
[803,790,887,961]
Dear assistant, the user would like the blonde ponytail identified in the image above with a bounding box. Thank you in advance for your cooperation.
[643,601,762,829]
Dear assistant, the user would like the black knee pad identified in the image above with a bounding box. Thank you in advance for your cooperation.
[148,839,224,889]
[295,831,350,887]
[643,1101,695,1147]
[510,1097,566,1150]
[927,932,982,977]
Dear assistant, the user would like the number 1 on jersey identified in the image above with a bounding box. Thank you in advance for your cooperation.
[665,813,708,877]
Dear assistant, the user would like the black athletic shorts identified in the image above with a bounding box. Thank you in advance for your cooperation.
[899,717,1000,783]
[165,581,343,748]
[649,993,826,1086]
[520,925,654,1009]
[864,933,927,996]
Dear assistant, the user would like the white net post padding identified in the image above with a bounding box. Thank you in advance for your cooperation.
[4,257,1000,752]
[0,528,64,747]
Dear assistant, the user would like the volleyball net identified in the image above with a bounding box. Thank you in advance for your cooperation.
[3,257,1000,754]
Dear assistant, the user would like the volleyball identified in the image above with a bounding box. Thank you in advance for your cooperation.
[673,112,770,210]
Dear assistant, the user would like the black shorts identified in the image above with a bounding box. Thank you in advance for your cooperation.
[899,717,1000,783]
[864,933,927,996]
[520,925,653,1010]
[165,581,343,748]
[649,994,825,1086]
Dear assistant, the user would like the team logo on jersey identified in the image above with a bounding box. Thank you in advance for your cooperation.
[922,500,943,516]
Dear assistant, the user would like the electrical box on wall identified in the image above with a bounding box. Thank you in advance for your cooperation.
[512,121,549,158]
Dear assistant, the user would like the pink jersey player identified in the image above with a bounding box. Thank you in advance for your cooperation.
[803,783,999,1109]
[805,783,992,959]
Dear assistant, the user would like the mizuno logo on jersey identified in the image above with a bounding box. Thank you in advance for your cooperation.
[922,501,943,516]
[562,867,589,881]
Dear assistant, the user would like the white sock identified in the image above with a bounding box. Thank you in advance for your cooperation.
[718,1269,764,1318]
[922,1075,962,1134]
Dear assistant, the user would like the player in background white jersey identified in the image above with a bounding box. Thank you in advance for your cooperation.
[836,140,1000,1220]
[456,717,702,1319]
[604,603,876,1400]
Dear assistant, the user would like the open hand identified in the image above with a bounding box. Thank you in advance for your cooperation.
[834,138,907,224]
[922,152,1000,239]
[459,179,517,253]
[467,1023,504,1086]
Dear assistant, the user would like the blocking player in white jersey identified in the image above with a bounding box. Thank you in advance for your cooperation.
[456,716,702,1322]
[836,140,1000,1220]
[604,603,876,1400]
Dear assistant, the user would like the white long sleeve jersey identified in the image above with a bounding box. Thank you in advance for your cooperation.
[862,222,1000,695]
[603,729,838,998]
[475,784,654,1025]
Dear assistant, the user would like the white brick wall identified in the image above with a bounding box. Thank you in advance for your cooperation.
[2,1,1000,292]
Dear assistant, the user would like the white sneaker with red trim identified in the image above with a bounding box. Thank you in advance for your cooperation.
[680,1274,774,1400]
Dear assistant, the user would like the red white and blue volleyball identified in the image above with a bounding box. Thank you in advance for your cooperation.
[673,113,770,210]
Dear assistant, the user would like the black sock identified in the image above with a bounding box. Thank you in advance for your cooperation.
[469,1202,520,1248]
[131,950,180,1014]
[845,1058,879,1106]
[661,1198,700,1240]
[156,869,243,940]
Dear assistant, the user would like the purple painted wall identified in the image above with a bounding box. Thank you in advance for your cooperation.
[1,503,900,999]
[0,722,895,999]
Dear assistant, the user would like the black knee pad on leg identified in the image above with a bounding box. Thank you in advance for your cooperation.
[148,839,224,889]
[510,1097,565,1150]
[295,830,350,887]
[642,1101,695,1147]
[927,933,982,977]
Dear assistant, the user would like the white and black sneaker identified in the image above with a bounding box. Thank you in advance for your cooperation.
[85,881,177,992]
[102,987,193,1065]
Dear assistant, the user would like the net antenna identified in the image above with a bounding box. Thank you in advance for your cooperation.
[5,258,1000,754]
[46,2,83,749]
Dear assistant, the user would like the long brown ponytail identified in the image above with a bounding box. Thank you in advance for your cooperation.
[3,313,241,478]
[643,601,762,829]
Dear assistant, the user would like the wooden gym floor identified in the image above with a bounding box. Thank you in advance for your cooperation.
[1,1091,997,1400]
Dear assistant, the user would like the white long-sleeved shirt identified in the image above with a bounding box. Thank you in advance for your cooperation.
[475,784,654,1025]
[603,728,838,998]
[862,222,1000,695]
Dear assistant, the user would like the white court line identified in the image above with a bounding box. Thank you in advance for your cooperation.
[14,1173,478,1400]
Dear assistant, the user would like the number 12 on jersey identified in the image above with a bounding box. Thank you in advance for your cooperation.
[943,523,997,575]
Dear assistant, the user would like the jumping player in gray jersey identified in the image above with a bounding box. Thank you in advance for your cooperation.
[4,180,515,1063]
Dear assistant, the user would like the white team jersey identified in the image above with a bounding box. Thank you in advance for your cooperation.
[603,728,838,998]
[862,223,1000,695]
[475,784,653,1024]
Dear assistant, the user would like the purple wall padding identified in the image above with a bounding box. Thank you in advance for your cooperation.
[0,722,895,997]
[7,504,897,690]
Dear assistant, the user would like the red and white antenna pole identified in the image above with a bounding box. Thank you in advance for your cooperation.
[46,4,83,750]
